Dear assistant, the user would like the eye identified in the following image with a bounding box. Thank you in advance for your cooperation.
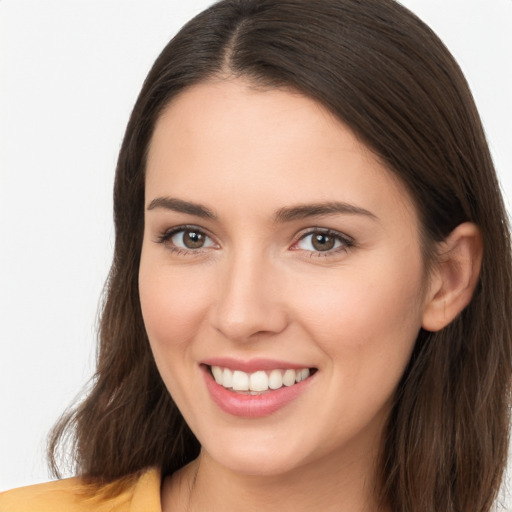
[293,229,353,254]
[156,226,216,252]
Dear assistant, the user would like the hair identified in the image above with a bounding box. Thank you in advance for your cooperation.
[48,1,512,511]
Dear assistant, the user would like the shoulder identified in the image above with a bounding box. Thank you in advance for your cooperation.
[0,467,161,512]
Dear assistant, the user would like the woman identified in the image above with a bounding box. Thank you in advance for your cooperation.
[1,0,510,511]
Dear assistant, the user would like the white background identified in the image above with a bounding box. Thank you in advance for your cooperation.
[1,0,511,507]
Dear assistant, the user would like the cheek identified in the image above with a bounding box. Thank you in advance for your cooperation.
[295,254,425,374]
[138,259,215,416]
[292,260,425,440]
[138,259,212,355]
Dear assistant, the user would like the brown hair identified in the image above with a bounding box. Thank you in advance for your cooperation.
[49,1,512,510]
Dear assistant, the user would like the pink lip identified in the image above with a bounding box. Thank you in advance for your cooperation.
[201,364,316,418]
[201,357,311,373]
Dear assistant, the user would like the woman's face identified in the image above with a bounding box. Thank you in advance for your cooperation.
[139,79,430,477]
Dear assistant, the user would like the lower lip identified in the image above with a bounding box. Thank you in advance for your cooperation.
[202,366,315,418]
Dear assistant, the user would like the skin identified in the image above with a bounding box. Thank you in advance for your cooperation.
[138,79,481,511]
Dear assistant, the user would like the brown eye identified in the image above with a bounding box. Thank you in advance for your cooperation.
[311,233,335,251]
[295,229,352,254]
[160,226,216,252]
[182,230,206,249]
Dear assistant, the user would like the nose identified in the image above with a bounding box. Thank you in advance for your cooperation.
[210,249,289,342]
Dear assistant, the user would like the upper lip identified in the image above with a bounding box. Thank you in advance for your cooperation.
[201,357,314,373]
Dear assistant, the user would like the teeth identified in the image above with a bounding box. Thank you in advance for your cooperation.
[232,370,249,391]
[268,369,283,390]
[282,369,296,387]
[296,368,310,382]
[212,365,223,384]
[223,368,233,388]
[210,366,311,392]
[249,371,268,392]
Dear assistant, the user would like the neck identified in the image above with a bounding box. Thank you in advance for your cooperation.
[162,446,388,512]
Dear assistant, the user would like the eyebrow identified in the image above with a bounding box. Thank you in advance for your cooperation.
[273,201,377,223]
[146,197,377,223]
[147,197,216,219]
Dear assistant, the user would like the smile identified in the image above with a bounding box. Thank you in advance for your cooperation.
[202,363,317,418]
[210,366,312,394]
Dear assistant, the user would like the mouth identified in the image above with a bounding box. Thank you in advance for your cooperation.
[206,365,317,395]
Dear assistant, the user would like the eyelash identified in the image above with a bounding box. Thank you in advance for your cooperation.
[293,228,354,257]
[155,225,354,257]
[155,225,216,256]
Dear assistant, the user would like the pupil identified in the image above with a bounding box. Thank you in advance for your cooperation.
[184,231,204,249]
[312,233,334,251]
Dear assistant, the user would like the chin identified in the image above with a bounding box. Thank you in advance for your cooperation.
[207,448,305,477]
[197,427,320,477]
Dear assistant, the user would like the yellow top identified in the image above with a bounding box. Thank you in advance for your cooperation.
[0,468,161,512]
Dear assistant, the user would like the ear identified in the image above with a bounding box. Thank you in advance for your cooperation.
[422,222,483,332]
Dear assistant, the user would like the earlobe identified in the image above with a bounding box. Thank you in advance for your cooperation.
[422,222,483,332]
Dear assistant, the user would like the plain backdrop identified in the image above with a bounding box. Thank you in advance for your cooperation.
[1,0,511,507]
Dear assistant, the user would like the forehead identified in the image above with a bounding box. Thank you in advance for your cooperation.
[145,79,417,229]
